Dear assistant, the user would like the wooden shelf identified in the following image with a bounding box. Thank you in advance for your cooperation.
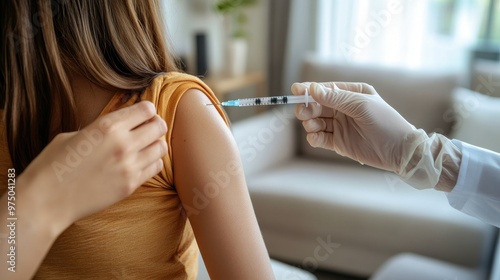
[202,72,266,100]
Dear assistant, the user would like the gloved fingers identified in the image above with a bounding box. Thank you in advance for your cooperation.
[293,81,377,121]
[308,82,342,109]
[331,82,377,95]
[306,132,334,149]
[291,82,310,96]
[294,101,333,121]
[293,82,320,120]
[309,82,379,120]
[293,82,344,95]
[293,82,342,109]
[294,81,377,97]
[302,118,333,133]
[294,82,339,120]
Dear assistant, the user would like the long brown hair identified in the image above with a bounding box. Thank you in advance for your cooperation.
[1,0,178,173]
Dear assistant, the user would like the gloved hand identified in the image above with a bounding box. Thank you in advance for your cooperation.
[292,82,462,191]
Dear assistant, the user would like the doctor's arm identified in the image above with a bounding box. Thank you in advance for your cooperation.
[447,140,500,227]
[172,90,274,279]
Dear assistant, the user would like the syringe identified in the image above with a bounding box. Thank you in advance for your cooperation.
[214,91,316,107]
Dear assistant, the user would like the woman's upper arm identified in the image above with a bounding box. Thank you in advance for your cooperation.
[172,89,274,279]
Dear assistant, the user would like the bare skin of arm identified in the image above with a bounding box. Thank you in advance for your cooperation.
[173,90,274,279]
[0,102,167,280]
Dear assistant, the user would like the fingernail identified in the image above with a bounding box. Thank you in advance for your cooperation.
[307,133,318,148]
[158,117,167,134]
[292,83,307,95]
[141,101,156,117]
[160,140,168,156]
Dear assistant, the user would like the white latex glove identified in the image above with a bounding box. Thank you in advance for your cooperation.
[292,82,462,191]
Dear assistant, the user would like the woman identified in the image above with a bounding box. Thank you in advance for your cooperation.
[1,0,273,279]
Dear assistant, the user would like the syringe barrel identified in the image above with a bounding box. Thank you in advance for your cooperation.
[285,95,315,104]
[236,95,315,106]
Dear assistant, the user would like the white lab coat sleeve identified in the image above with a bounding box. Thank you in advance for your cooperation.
[446,140,500,227]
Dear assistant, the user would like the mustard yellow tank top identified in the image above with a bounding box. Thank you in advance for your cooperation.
[0,72,228,279]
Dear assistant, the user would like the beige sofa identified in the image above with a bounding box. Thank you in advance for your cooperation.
[230,55,499,279]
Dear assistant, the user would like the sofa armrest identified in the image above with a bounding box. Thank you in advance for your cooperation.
[490,232,500,280]
[231,108,297,177]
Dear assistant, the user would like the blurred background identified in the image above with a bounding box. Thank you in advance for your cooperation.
[162,1,500,280]
[162,0,500,121]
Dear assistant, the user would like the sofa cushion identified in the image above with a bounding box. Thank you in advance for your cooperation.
[196,253,317,280]
[246,158,496,277]
[369,253,483,280]
[450,87,500,153]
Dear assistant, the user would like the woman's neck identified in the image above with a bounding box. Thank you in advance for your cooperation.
[49,75,117,135]
[70,75,117,129]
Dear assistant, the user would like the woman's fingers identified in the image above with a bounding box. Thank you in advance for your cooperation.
[97,101,157,133]
[137,159,164,187]
[136,139,168,171]
[128,115,167,151]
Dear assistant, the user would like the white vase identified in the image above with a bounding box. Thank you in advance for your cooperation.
[227,38,248,77]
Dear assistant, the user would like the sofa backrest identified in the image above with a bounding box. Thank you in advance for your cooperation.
[471,59,500,98]
[231,108,297,177]
[299,55,461,162]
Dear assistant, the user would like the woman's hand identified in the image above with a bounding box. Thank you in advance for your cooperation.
[20,100,168,231]
[1,101,167,279]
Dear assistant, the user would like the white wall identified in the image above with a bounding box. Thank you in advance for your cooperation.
[162,0,268,77]
[283,0,317,92]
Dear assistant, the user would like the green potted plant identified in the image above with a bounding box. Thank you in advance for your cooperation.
[215,0,257,38]
[214,0,258,76]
